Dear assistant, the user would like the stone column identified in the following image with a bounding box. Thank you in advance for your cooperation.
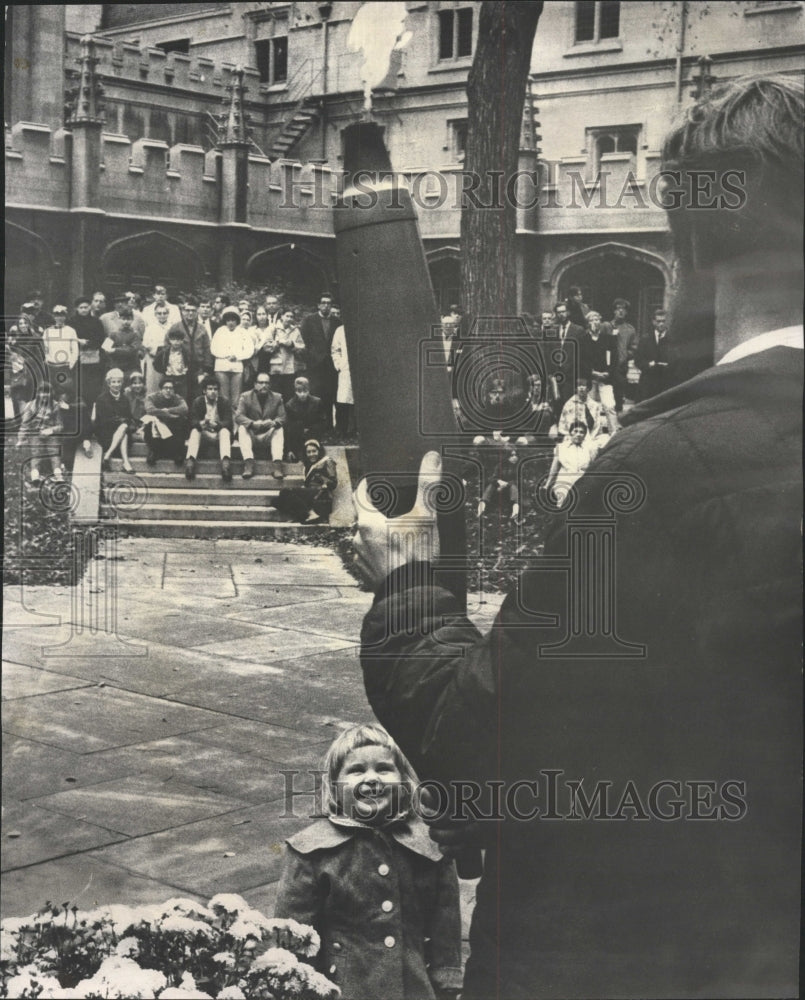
[65,35,107,300]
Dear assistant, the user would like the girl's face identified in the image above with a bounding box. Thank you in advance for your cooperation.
[255,307,268,326]
[281,310,294,327]
[335,744,403,825]
[570,426,587,446]
[305,443,319,462]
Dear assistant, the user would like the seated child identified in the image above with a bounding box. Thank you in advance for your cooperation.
[274,724,463,1000]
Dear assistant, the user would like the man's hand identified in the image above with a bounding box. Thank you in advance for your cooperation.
[353,451,442,589]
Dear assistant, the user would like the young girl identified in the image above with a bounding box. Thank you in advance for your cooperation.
[274,724,462,1000]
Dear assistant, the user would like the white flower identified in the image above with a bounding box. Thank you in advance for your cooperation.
[5,964,63,999]
[81,903,142,936]
[262,918,320,958]
[39,986,91,999]
[301,967,341,999]
[158,899,213,923]
[1,928,20,962]
[39,986,87,999]
[1,916,32,935]
[212,951,236,967]
[251,946,299,975]
[207,894,248,916]
[76,956,167,999]
[158,915,213,937]
[215,988,246,999]
[226,918,262,941]
[114,936,140,957]
[158,988,212,999]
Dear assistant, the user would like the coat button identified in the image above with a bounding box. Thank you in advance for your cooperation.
[332,942,342,952]
[381,900,393,912]
[329,963,337,974]
[378,863,390,876]
[384,935,396,948]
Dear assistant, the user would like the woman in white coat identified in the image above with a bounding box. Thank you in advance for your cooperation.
[330,323,355,437]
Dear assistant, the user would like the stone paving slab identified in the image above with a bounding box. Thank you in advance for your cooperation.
[192,629,356,665]
[1,661,92,700]
[230,556,355,588]
[99,737,297,805]
[2,687,227,754]
[91,804,303,898]
[1,634,279,698]
[1,735,144,803]
[31,774,249,838]
[165,650,373,726]
[2,802,126,871]
[185,718,333,763]
[114,609,271,648]
[225,584,355,608]
[225,595,373,639]
[1,854,205,921]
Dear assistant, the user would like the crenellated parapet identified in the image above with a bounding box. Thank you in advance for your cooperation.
[5,124,71,210]
[65,33,264,102]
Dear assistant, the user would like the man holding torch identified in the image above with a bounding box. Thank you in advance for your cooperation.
[354,76,802,999]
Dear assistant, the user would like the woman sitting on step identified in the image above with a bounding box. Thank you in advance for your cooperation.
[93,368,135,473]
[269,439,337,524]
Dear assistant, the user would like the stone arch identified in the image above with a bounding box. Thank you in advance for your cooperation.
[245,243,333,306]
[426,245,461,314]
[550,242,671,333]
[4,221,61,312]
[101,230,207,300]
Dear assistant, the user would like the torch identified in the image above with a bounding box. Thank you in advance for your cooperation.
[335,122,480,878]
[334,122,466,605]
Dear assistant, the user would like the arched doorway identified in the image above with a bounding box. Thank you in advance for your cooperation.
[102,231,206,301]
[246,244,332,307]
[553,243,669,335]
[4,222,58,312]
[427,247,460,315]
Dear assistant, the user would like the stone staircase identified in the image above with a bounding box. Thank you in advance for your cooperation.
[95,441,352,538]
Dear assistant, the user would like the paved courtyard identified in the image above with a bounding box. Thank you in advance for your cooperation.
[2,537,502,947]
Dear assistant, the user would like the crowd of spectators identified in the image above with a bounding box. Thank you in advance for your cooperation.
[4,285,350,519]
[445,291,674,514]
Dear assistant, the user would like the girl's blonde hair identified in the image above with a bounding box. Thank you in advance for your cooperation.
[322,724,419,819]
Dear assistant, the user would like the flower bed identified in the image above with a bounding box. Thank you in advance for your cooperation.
[1,895,338,999]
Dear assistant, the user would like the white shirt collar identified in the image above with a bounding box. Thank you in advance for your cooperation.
[717,325,804,365]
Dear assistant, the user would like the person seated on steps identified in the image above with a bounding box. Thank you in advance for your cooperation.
[234,372,286,481]
[15,380,66,484]
[93,368,135,473]
[269,439,337,524]
[284,377,326,462]
[184,376,234,482]
[143,376,189,467]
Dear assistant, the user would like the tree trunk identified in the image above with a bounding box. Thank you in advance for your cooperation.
[461,1,542,324]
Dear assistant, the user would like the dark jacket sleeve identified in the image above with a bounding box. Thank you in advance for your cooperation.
[190,396,205,430]
[360,562,495,786]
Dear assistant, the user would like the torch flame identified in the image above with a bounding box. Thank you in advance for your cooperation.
[347,1,412,114]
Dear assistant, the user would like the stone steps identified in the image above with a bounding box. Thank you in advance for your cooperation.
[101,502,281,521]
[97,446,354,537]
[108,519,327,539]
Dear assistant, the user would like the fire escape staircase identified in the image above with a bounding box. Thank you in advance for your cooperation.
[269,95,322,160]
[267,58,326,161]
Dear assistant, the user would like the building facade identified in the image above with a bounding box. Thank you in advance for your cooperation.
[5,2,804,330]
